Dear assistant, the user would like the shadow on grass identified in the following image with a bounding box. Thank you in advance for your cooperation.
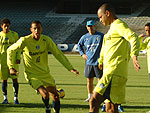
[0,82,87,86]
[64,97,85,100]
[126,85,150,88]
[123,105,150,109]
[0,103,89,109]
[0,103,150,113]
[0,103,44,108]
[1,82,150,88]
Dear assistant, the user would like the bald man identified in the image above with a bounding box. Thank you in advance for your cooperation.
[89,3,140,113]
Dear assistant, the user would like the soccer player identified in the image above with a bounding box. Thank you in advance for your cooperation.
[89,3,140,113]
[139,24,150,113]
[139,23,150,79]
[0,18,21,104]
[77,20,104,102]
[7,20,79,113]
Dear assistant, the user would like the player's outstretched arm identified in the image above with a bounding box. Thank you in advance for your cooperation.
[10,68,18,76]
[139,33,147,37]
[132,56,140,72]
[70,69,79,76]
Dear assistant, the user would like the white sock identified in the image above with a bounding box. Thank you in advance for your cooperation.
[14,97,18,100]
[88,93,93,98]
[3,95,7,100]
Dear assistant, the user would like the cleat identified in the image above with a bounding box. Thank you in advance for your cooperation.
[2,99,8,104]
[118,105,124,112]
[14,99,20,104]
[45,108,51,113]
[101,104,106,112]
[146,111,150,113]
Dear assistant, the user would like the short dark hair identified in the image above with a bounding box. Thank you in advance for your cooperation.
[145,23,150,27]
[31,20,42,27]
[99,3,116,14]
[1,18,11,25]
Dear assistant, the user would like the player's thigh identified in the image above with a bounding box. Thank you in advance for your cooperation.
[47,86,59,101]
[90,91,105,108]
[37,85,49,99]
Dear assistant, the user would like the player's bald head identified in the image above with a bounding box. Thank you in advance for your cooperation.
[31,20,43,28]
[98,3,115,15]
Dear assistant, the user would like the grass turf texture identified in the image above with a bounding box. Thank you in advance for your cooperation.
[0,54,150,113]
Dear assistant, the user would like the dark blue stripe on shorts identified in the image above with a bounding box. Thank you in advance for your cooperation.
[103,80,112,101]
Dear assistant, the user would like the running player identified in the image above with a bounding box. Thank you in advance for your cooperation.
[0,18,21,104]
[7,20,79,113]
[77,20,104,102]
[89,3,140,113]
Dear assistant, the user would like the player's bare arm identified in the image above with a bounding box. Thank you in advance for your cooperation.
[139,33,147,37]
[70,69,79,76]
[82,54,88,60]
[132,56,140,72]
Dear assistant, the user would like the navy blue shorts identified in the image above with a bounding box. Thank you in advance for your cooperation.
[84,64,103,78]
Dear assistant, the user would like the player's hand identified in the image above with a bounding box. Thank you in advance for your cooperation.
[82,54,88,60]
[139,33,147,37]
[10,68,18,76]
[16,59,21,64]
[98,64,103,70]
[70,69,79,76]
[132,56,140,72]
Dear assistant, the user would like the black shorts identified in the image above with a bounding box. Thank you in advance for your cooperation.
[84,64,103,78]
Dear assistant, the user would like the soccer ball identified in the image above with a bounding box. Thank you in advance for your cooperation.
[57,88,65,99]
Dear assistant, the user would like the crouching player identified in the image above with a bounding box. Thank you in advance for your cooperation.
[7,20,79,113]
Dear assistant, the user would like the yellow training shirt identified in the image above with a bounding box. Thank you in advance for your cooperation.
[7,34,74,75]
[98,19,140,78]
[0,30,21,68]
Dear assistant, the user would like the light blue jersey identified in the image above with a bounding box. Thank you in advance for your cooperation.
[78,31,104,65]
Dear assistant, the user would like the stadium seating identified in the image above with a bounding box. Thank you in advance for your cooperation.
[0,1,150,44]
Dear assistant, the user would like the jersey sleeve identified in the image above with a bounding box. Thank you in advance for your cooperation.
[47,37,74,71]
[77,36,85,56]
[98,36,105,65]
[15,33,22,60]
[7,37,25,69]
[116,22,140,57]
[139,37,149,50]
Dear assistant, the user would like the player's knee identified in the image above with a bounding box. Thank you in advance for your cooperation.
[106,108,114,113]
[38,88,49,99]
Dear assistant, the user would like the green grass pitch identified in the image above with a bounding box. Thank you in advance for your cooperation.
[0,54,150,113]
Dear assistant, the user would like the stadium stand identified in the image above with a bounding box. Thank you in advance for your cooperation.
[0,0,150,44]
[139,6,150,17]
